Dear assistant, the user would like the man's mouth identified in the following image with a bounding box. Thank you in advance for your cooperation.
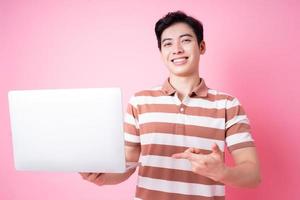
[171,57,189,65]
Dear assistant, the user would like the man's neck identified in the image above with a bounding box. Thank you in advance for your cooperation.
[169,73,200,101]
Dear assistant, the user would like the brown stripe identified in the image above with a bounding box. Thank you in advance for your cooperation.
[139,104,178,114]
[226,105,246,121]
[138,166,224,185]
[139,104,226,118]
[124,123,139,135]
[135,90,165,97]
[226,123,251,137]
[127,103,139,118]
[228,141,255,152]
[136,186,225,200]
[140,122,225,140]
[141,144,212,157]
[125,141,140,146]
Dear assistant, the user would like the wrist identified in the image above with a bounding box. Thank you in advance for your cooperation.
[218,165,229,183]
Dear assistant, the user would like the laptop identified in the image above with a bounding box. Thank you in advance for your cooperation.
[8,88,138,173]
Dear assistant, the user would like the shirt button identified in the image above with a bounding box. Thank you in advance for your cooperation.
[180,107,184,112]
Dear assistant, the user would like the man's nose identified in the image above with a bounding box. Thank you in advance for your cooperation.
[172,42,184,54]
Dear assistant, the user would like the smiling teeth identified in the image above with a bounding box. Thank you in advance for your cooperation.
[173,57,187,63]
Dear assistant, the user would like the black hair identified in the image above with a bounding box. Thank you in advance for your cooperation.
[155,11,204,50]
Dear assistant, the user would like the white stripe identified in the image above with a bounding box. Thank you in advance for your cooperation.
[207,89,218,95]
[226,132,254,146]
[208,89,230,96]
[140,155,192,171]
[125,132,140,143]
[137,176,225,197]
[225,115,249,129]
[124,113,136,125]
[140,133,225,151]
[226,97,241,109]
[188,98,227,109]
[129,97,138,109]
[134,96,179,105]
[139,112,225,130]
[133,198,143,200]
[124,113,140,129]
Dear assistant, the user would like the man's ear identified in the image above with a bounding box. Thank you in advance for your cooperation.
[199,41,206,54]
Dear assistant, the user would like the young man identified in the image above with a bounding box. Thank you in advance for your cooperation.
[80,11,261,200]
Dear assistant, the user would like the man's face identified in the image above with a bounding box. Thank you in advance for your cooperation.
[160,22,205,77]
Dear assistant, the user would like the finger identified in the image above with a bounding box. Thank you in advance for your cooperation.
[172,152,196,161]
[212,143,222,154]
[94,173,105,186]
[172,152,189,159]
[184,147,194,153]
[87,173,101,181]
[79,172,91,180]
[192,148,201,154]
[184,147,201,154]
[95,173,103,179]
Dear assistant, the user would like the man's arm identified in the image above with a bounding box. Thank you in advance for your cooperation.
[172,144,261,188]
[221,147,261,187]
[79,144,141,186]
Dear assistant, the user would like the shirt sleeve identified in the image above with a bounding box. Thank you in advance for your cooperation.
[124,95,141,146]
[225,97,255,152]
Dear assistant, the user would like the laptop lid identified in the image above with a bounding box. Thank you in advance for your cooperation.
[8,88,128,173]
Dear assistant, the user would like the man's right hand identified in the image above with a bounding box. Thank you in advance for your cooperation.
[79,172,106,186]
[79,145,141,186]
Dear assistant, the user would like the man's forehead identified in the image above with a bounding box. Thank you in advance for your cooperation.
[161,23,195,40]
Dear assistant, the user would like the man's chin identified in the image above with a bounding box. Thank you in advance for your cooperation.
[168,65,198,76]
[169,70,197,77]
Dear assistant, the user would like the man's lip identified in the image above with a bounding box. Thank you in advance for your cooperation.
[171,56,189,62]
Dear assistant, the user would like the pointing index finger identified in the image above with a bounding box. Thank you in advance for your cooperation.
[172,151,196,161]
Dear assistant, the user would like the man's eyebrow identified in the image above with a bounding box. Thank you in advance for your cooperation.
[179,33,193,38]
[161,38,172,43]
[161,33,193,43]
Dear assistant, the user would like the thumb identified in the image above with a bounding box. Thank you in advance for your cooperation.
[211,143,222,155]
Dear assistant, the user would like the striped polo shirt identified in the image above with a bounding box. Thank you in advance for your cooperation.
[124,77,255,200]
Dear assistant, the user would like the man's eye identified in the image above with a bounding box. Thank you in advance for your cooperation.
[163,43,172,47]
[182,39,191,43]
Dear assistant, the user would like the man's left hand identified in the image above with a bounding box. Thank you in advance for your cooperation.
[172,143,227,182]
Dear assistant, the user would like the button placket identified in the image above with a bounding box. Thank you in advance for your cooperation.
[180,106,184,113]
[176,104,185,134]
[179,95,190,114]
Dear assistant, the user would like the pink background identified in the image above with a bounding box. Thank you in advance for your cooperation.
[1,0,299,199]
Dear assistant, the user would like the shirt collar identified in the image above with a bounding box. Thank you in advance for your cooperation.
[162,77,208,97]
